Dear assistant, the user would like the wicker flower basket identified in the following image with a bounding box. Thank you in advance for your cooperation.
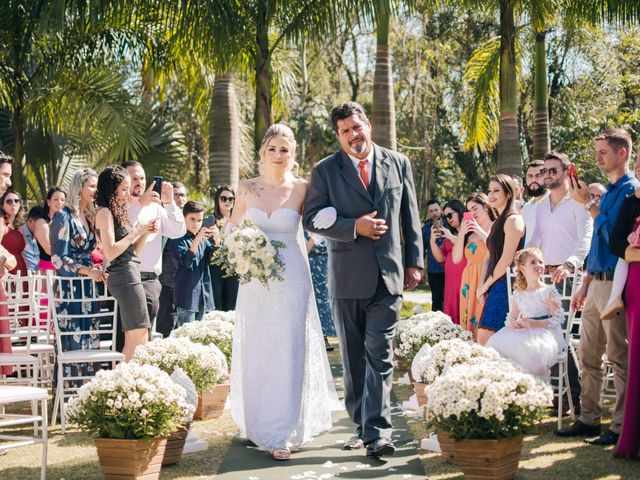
[195,383,230,420]
[94,437,167,480]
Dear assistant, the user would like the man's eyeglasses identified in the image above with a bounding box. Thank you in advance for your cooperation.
[173,193,186,198]
[445,212,455,220]
[4,198,20,205]
[590,193,602,200]
[220,196,235,203]
[541,167,564,176]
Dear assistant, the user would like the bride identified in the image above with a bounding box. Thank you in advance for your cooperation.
[228,124,339,460]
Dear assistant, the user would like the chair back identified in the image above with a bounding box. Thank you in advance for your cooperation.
[0,274,39,354]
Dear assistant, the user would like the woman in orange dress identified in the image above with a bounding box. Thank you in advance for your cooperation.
[452,193,495,340]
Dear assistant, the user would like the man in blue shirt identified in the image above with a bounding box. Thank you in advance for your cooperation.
[421,199,445,312]
[557,129,639,446]
[21,207,45,271]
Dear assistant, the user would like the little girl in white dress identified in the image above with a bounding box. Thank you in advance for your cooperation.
[487,247,565,380]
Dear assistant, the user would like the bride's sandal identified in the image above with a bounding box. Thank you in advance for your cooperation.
[271,446,291,461]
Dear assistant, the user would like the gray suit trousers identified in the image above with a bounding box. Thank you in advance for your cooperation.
[332,276,401,443]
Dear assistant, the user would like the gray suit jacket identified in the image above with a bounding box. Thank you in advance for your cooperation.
[303,144,424,299]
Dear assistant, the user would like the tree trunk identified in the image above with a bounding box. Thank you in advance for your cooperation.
[371,0,396,150]
[497,0,521,175]
[532,31,550,161]
[254,10,272,154]
[11,108,27,198]
[209,74,240,190]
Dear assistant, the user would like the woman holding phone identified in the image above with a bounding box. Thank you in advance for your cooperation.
[210,185,239,311]
[429,200,467,324]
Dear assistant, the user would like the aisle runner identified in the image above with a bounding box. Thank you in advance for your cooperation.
[216,364,426,480]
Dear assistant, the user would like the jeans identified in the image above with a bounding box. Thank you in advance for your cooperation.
[176,307,204,326]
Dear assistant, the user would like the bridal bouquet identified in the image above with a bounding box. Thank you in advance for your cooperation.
[394,311,472,362]
[132,337,228,392]
[67,362,193,439]
[425,362,552,440]
[414,339,502,385]
[212,219,285,286]
[170,318,234,364]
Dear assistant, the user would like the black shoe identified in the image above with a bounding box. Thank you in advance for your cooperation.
[366,438,396,458]
[555,420,601,438]
[343,435,364,450]
[585,429,619,446]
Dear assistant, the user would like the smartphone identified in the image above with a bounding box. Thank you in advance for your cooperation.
[432,217,442,229]
[203,215,216,229]
[567,164,579,183]
[152,176,163,195]
[463,212,475,222]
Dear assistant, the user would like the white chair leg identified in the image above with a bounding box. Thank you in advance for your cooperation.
[51,363,63,428]
[41,397,48,480]
[557,363,564,430]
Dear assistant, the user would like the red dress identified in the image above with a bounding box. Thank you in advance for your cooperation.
[0,280,11,375]
[1,227,27,276]
[442,239,467,324]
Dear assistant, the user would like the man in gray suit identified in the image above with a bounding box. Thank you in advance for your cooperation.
[303,102,424,458]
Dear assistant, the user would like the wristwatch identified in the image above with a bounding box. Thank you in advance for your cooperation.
[583,199,596,212]
[563,261,575,273]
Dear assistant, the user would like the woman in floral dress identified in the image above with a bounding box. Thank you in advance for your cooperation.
[51,168,107,385]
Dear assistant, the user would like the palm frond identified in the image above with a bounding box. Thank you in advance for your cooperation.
[461,36,501,153]
[567,0,640,25]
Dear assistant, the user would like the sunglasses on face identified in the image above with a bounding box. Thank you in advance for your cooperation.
[4,198,20,205]
[445,212,456,220]
[541,167,564,176]
[220,196,235,203]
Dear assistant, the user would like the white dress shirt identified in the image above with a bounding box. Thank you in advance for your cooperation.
[522,192,548,245]
[527,192,593,268]
[347,148,374,186]
[127,201,186,274]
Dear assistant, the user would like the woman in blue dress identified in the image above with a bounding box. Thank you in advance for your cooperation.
[305,231,336,349]
[476,174,525,346]
[51,168,107,386]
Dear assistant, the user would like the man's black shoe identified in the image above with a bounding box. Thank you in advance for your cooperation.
[585,429,619,446]
[366,438,396,458]
[555,420,601,438]
[343,435,364,450]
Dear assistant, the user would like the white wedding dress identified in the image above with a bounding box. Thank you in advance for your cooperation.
[230,207,341,451]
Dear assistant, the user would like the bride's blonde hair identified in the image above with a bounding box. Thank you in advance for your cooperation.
[258,124,299,175]
[514,247,544,291]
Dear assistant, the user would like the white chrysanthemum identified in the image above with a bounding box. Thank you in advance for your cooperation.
[171,318,233,363]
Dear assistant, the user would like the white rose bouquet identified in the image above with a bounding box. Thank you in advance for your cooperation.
[67,362,193,439]
[211,219,285,286]
[415,339,502,385]
[132,337,228,392]
[425,362,552,440]
[394,311,472,362]
[170,319,234,364]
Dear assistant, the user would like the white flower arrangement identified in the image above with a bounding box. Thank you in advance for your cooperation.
[394,311,472,362]
[132,337,228,392]
[211,219,285,286]
[67,362,193,439]
[202,310,236,324]
[425,362,553,440]
[415,339,502,384]
[170,319,233,364]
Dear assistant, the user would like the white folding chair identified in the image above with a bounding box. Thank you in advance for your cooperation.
[506,267,582,428]
[0,275,40,386]
[47,273,124,433]
[0,385,48,480]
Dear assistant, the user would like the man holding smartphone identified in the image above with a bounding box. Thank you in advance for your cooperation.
[421,200,445,312]
[119,161,186,349]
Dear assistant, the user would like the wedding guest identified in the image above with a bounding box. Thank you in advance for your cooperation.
[51,168,107,385]
[210,185,239,311]
[171,201,215,325]
[430,200,467,324]
[33,187,66,273]
[610,185,640,459]
[122,161,185,348]
[557,128,639,446]
[522,160,548,244]
[422,199,445,311]
[453,193,495,338]
[157,181,189,337]
[21,206,44,272]
[487,247,565,379]
[1,190,27,276]
[588,183,606,207]
[306,230,336,350]
[511,174,525,211]
[476,174,525,345]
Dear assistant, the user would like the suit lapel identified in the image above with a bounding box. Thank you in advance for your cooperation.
[338,150,373,204]
[372,144,390,208]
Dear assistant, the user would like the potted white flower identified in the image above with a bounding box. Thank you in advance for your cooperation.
[170,318,234,365]
[132,337,229,421]
[67,362,193,480]
[202,310,236,324]
[425,362,552,478]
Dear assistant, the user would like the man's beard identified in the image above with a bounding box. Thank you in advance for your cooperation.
[526,183,547,197]
[349,140,367,155]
